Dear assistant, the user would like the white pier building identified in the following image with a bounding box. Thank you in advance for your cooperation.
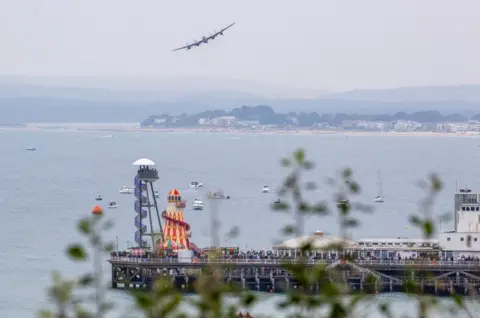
[273,188,480,260]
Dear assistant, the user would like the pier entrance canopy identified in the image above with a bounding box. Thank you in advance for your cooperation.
[273,231,359,257]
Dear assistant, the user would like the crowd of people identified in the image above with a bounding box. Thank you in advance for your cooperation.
[110,248,480,265]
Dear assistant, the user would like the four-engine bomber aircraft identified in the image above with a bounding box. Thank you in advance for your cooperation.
[172,22,236,52]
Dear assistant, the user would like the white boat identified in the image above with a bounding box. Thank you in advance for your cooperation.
[209,191,230,200]
[262,185,270,193]
[192,198,204,210]
[154,190,160,198]
[374,170,384,203]
[95,195,103,201]
[108,201,118,209]
[119,186,133,194]
[26,147,36,151]
[190,181,203,188]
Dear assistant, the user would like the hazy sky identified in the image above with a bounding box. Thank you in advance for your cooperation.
[1,0,479,91]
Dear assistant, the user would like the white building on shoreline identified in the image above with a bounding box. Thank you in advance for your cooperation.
[272,188,480,260]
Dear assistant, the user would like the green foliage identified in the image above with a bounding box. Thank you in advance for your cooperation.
[39,214,114,318]
[39,149,476,317]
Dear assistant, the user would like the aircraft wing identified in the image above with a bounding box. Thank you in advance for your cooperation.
[172,43,193,52]
[219,22,236,33]
[210,22,236,37]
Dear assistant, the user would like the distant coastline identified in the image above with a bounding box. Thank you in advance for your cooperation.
[2,123,480,137]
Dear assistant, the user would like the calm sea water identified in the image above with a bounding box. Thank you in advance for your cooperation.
[1,130,480,317]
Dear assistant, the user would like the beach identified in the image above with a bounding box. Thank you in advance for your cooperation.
[0,123,478,137]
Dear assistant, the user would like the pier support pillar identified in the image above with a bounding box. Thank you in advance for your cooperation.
[360,272,364,291]
[434,280,437,293]
[421,279,424,292]
[111,266,118,289]
[464,278,468,295]
[389,279,393,292]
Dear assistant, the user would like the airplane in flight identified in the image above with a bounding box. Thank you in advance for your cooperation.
[172,22,236,52]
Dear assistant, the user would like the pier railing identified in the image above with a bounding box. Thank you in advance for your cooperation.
[109,257,480,267]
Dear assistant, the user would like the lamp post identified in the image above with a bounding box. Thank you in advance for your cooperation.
[207,188,225,248]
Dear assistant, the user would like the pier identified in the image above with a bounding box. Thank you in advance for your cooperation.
[109,257,480,295]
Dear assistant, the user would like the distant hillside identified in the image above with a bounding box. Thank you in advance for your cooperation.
[1,77,480,123]
[324,85,480,102]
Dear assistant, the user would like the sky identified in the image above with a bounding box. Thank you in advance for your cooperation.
[0,0,479,91]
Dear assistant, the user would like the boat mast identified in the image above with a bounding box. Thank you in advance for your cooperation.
[378,170,383,197]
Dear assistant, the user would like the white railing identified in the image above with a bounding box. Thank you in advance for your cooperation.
[109,257,480,267]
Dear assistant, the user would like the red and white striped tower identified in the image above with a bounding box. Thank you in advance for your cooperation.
[162,189,190,249]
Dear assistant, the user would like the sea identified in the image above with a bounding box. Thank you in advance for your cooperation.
[1,129,480,317]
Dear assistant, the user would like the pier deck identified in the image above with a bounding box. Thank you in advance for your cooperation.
[109,257,480,295]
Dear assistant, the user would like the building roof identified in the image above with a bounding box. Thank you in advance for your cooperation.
[273,231,359,250]
[168,188,181,196]
[132,158,156,166]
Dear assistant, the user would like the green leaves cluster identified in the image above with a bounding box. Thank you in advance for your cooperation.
[39,213,115,318]
[38,149,475,317]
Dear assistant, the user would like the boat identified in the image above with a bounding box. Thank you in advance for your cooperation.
[192,198,204,210]
[108,201,118,209]
[95,195,103,201]
[262,185,270,193]
[119,186,133,194]
[26,147,36,151]
[154,190,160,198]
[374,170,384,203]
[209,191,230,200]
[337,199,349,207]
[274,199,281,204]
[190,181,203,188]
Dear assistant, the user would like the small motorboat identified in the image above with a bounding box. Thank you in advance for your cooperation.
[274,199,281,204]
[154,190,160,198]
[209,191,230,200]
[95,195,103,201]
[190,181,203,189]
[337,200,349,208]
[262,185,270,193]
[26,147,36,151]
[374,195,384,203]
[192,198,204,210]
[108,201,118,209]
[119,185,133,194]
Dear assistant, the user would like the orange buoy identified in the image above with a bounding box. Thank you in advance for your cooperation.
[92,205,103,215]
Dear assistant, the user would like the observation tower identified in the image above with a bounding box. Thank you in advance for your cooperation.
[132,158,163,248]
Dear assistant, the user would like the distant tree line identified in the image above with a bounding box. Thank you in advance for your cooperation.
[141,105,479,128]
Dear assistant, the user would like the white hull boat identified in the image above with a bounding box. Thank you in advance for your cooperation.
[190,181,203,189]
[374,196,384,203]
[192,198,204,210]
[262,186,270,193]
[119,186,133,194]
[108,201,118,209]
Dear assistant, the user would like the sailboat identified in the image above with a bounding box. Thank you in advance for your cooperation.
[374,170,384,203]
